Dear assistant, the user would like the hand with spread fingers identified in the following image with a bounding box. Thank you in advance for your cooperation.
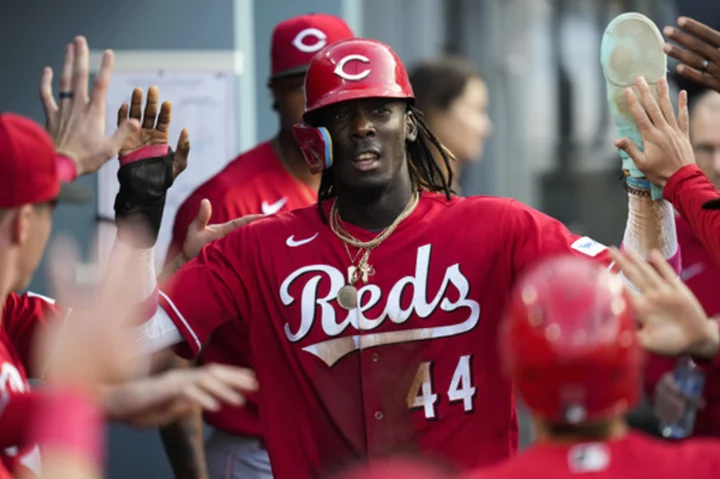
[101,364,258,429]
[664,17,720,94]
[39,36,140,177]
[609,247,719,360]
[614,76,695,188]
[182,199,263,261]
[117,86,190,179]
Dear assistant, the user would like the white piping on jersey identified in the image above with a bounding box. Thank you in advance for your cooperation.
[155,292,200,352]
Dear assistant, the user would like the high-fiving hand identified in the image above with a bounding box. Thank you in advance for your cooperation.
[664,17,720,94]
[40,36,140,176]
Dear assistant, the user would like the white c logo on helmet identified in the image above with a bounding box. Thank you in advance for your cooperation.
[292,28,328,53]
[334,55,371,81]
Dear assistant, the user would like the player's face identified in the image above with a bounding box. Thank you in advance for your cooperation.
[430,77,492,163]
[321,98,417,193]
[271,74,307,133]
[13,202,53,291]
[691,104,720,190]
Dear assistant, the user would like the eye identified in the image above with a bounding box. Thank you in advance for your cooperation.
[372,104,392,115]
[334,109,349,121]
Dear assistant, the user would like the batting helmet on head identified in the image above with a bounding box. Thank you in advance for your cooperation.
[293,38,414,174]
[501,255,642,425]
[303,38,414,120]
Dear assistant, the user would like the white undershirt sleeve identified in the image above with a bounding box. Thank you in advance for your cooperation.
[135,306,186,356]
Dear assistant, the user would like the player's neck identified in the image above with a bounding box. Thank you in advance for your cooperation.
[333,171,415,230]
[274,131,321,191]
[534,417,629,445]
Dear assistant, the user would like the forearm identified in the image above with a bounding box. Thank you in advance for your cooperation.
[622,180,679,268]
[664,165,720,266]
[158,357,208,479]
[159,253,188,284]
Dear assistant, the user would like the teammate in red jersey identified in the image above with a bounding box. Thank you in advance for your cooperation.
[644,90,720,437]
[465,254,720,479]
[142,38,678,479]
[160,13,354,479]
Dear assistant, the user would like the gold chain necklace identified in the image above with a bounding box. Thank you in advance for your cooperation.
[330,192,420,310]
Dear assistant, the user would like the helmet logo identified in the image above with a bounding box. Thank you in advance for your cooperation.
[334,54,371,81]
[292,28,328,53]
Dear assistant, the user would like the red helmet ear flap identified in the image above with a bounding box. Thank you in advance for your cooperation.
[292,124,334,174]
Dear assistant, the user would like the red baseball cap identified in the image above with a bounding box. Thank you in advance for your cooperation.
[269,13,354,81]
[0,113,90,208]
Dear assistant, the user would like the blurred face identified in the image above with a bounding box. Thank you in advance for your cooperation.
[319,98,417,193]
[270,73,307,132]
[429,77,492,162]
[691,97,720,190]
[12,203,53,292]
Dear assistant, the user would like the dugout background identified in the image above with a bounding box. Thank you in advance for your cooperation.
[1,0,719,476]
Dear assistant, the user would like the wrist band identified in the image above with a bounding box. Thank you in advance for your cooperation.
[30,389,104,468]
[119,144,170,167]
[56,154,78,182]
[625,176,651,190]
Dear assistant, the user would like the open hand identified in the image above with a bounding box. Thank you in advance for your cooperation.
[39,36,140,176]
[614,77,694,188]
[664,17,720,94]
[117,86,190,180]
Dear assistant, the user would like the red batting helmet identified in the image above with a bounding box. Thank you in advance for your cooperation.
[501,255,642,425]
[302,38,415,121]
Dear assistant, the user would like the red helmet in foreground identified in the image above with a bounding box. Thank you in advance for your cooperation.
[501,255,642,425]
[293,38,415,174]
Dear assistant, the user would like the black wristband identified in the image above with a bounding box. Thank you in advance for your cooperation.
[114,149,175,248]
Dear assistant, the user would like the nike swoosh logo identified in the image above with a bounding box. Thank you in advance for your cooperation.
[261,197,288,215]
[681,262,706,282]
[286,233,318,247]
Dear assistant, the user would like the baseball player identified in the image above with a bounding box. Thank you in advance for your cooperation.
[159,13,354,479]
[465,254,720,479]
[138,36,680,479]
[643,89,720,438]
[0,36,257,478]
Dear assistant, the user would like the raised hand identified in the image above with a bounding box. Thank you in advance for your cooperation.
[39,36,140,176]
[182,199,262,261]
[609,247,719,360]
[664,17,720,94]
[614,77,695,188]
[101,364,258,428]
[117,86,190,180]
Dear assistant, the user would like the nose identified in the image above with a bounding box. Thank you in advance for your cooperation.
[351,111,376,140]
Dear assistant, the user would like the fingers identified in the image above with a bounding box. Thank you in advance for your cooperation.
[678,17,720,46]
[156,101,172,133]
[72,36,90,102]
[129,88,144,121]
[90,50,114,112]
[108,119,141,160]
[635,77,665,127]
[183,383,221,411]
[676,64,720,94]
[656,78,677,128]
[58,43,75,115]
[142,86,160,129]
[614,137,643,164]
[192,199,213,230]
[117,103,129,128]
[173,128,190,179]
[647,249,681,285]
[205,364,259,393]
[608,247,664,293]
[625,86,654,136]
[663,26,720,70]
[678,90,689,135]
[40,67,58,130]
[218,214,264,238]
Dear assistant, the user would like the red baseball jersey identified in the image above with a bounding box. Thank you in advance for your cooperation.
[464,431,720,478]
[644,215,720,436]
[167,140,316,436]
[159,192,613,479]
[1,292,59,478]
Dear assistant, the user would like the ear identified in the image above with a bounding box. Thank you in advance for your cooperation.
[405,109,418,142]
[8,205,32,246]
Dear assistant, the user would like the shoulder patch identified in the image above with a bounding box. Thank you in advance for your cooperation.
[571,236,608,257]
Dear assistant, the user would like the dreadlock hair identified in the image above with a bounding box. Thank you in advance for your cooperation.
[316,102,456,223]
